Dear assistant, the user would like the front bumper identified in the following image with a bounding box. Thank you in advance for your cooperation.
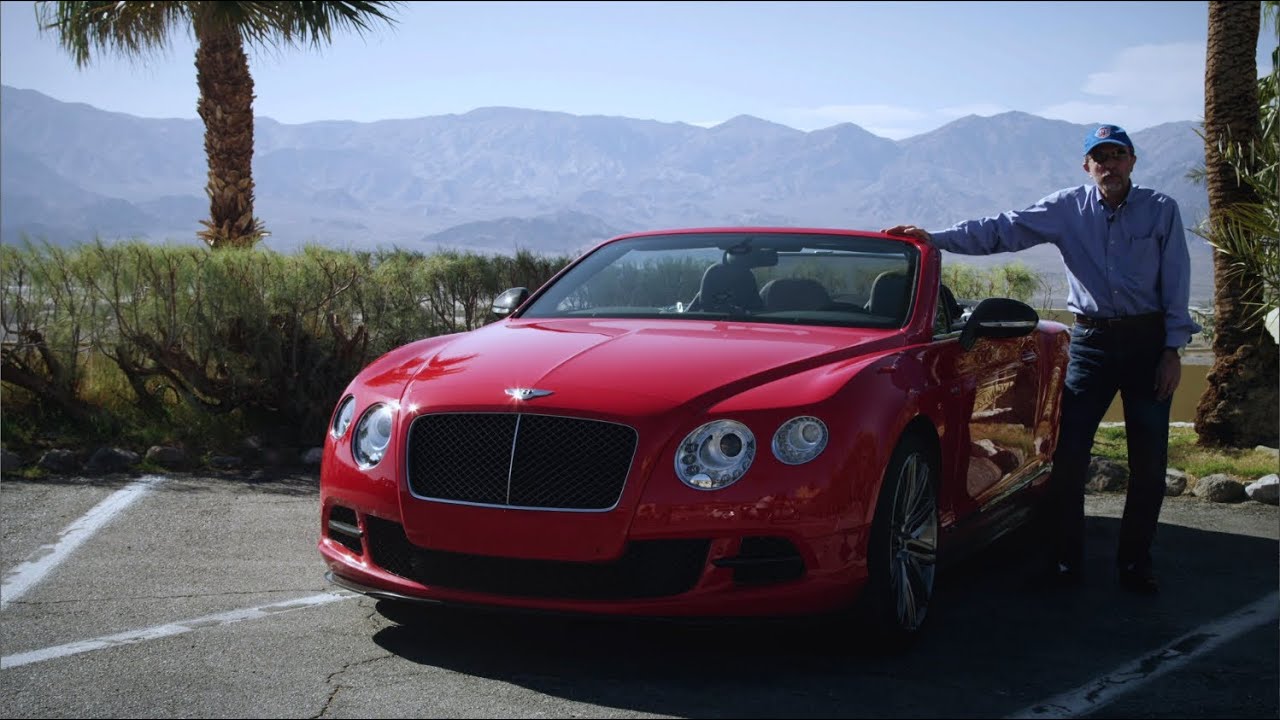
[319,506,870,618]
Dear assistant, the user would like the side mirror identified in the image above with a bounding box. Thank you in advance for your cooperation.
[959,298,1039,351]
[491,287,529,317]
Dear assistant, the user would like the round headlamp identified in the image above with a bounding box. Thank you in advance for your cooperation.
[675,420,756,490]
[352,403,394,468]
[331,396,356,439]
[772,415,828,465]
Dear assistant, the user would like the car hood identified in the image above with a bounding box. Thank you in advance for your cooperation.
[398,317,896,415]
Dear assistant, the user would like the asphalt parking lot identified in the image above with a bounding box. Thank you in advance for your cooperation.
[1,472,1276,719]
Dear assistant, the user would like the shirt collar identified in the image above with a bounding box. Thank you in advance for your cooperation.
[1089,182,1134,213]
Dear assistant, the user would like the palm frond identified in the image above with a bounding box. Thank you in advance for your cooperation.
[1192,119,1280,323]
[35,1,190,67]
[190,1,403,51]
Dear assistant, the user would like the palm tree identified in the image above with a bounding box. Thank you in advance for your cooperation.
[1195,0,1278,448]
[36,1,402,249]
[1191,2,1278,334]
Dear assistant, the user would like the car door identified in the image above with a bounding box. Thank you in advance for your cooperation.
[932,291,1042,511]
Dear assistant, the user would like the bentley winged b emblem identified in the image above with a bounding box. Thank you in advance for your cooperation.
[505,387,554,401]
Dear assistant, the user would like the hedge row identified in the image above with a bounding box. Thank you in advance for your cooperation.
[0,240,570,453]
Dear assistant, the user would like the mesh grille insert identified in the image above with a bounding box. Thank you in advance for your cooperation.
[407,413,637,510]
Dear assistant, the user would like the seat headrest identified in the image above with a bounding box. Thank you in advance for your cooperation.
[760,278,831,312]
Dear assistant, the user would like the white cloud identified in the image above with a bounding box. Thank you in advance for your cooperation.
[1040,42,1205,130]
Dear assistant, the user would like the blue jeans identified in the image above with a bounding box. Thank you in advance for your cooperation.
[1047,320,1171,573]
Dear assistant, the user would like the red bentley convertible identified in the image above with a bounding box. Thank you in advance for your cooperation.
[319,228,1069,649]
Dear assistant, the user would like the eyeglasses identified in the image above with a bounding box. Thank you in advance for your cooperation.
[1089,147,1131,163]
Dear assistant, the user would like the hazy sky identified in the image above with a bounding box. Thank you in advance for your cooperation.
[1,1,1271,140]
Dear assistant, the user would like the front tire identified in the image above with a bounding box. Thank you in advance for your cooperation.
[858,432,939,651]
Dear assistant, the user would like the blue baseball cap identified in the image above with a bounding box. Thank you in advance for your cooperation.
[1083,124,1135,156]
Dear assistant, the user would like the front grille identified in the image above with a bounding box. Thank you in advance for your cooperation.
[407,413,637,510]
[366,516,709,600]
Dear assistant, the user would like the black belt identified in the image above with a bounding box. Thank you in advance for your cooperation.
[1074,312,1163,329]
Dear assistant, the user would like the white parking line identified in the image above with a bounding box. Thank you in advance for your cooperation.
[1,475,165,610]
[0,591,355,669]
[1007,591,1280,719]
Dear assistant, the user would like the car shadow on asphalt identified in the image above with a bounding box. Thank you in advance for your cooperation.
[367,516,1279,718]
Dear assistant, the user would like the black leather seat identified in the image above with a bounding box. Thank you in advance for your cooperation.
[867,271,909,322]
[691,261,763,312]
[759,278,831,312]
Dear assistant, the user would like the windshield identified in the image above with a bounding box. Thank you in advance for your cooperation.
[520,231,920,328]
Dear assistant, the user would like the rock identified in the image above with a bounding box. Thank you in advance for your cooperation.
[991,446,1024,474]
[145,446,187,469]
[209,455,243,470]
[37,449,79,474]
[1086,457,1128,493]
[966,456,1001,498]
[87,447,140,474]
[1,448,24,472]
[1192,473,1247,503]
[1254,445,1279,459]
[971,440,998,459]
[1245,474,1279,505]
[1165,469,1188,497]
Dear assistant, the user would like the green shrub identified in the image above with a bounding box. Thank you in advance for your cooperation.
[1,239,572,457]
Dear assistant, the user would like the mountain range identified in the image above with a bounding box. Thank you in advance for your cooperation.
[0,84,1216,304]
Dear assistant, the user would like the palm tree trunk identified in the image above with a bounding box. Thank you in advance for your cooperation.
[1195,0,1278,448]
[194,25,264,249]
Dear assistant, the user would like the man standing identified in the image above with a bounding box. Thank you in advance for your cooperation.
[883,124,1200,595]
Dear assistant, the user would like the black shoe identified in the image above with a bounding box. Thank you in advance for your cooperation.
[1118,565,1159,595]
[1028,561,1082,590]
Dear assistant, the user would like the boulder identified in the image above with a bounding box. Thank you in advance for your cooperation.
[1,448,24,472]
[1165,469,1188,497]
[37,449,78,474]
[1245,474,1279,505]
[87,447,140,474]
[145,446,187,469]
[1192,474,1247,503]
[1086,457,1128,493]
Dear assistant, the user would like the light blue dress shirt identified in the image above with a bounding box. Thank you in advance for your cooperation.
[929,183,1202,348]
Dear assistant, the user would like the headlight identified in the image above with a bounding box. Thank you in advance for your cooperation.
[675,420,755,490]
[331,396,356,439]
[352,403,394,468]
[773,416,828,465]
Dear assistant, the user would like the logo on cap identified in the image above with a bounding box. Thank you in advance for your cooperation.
[1096,127,1112,138]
